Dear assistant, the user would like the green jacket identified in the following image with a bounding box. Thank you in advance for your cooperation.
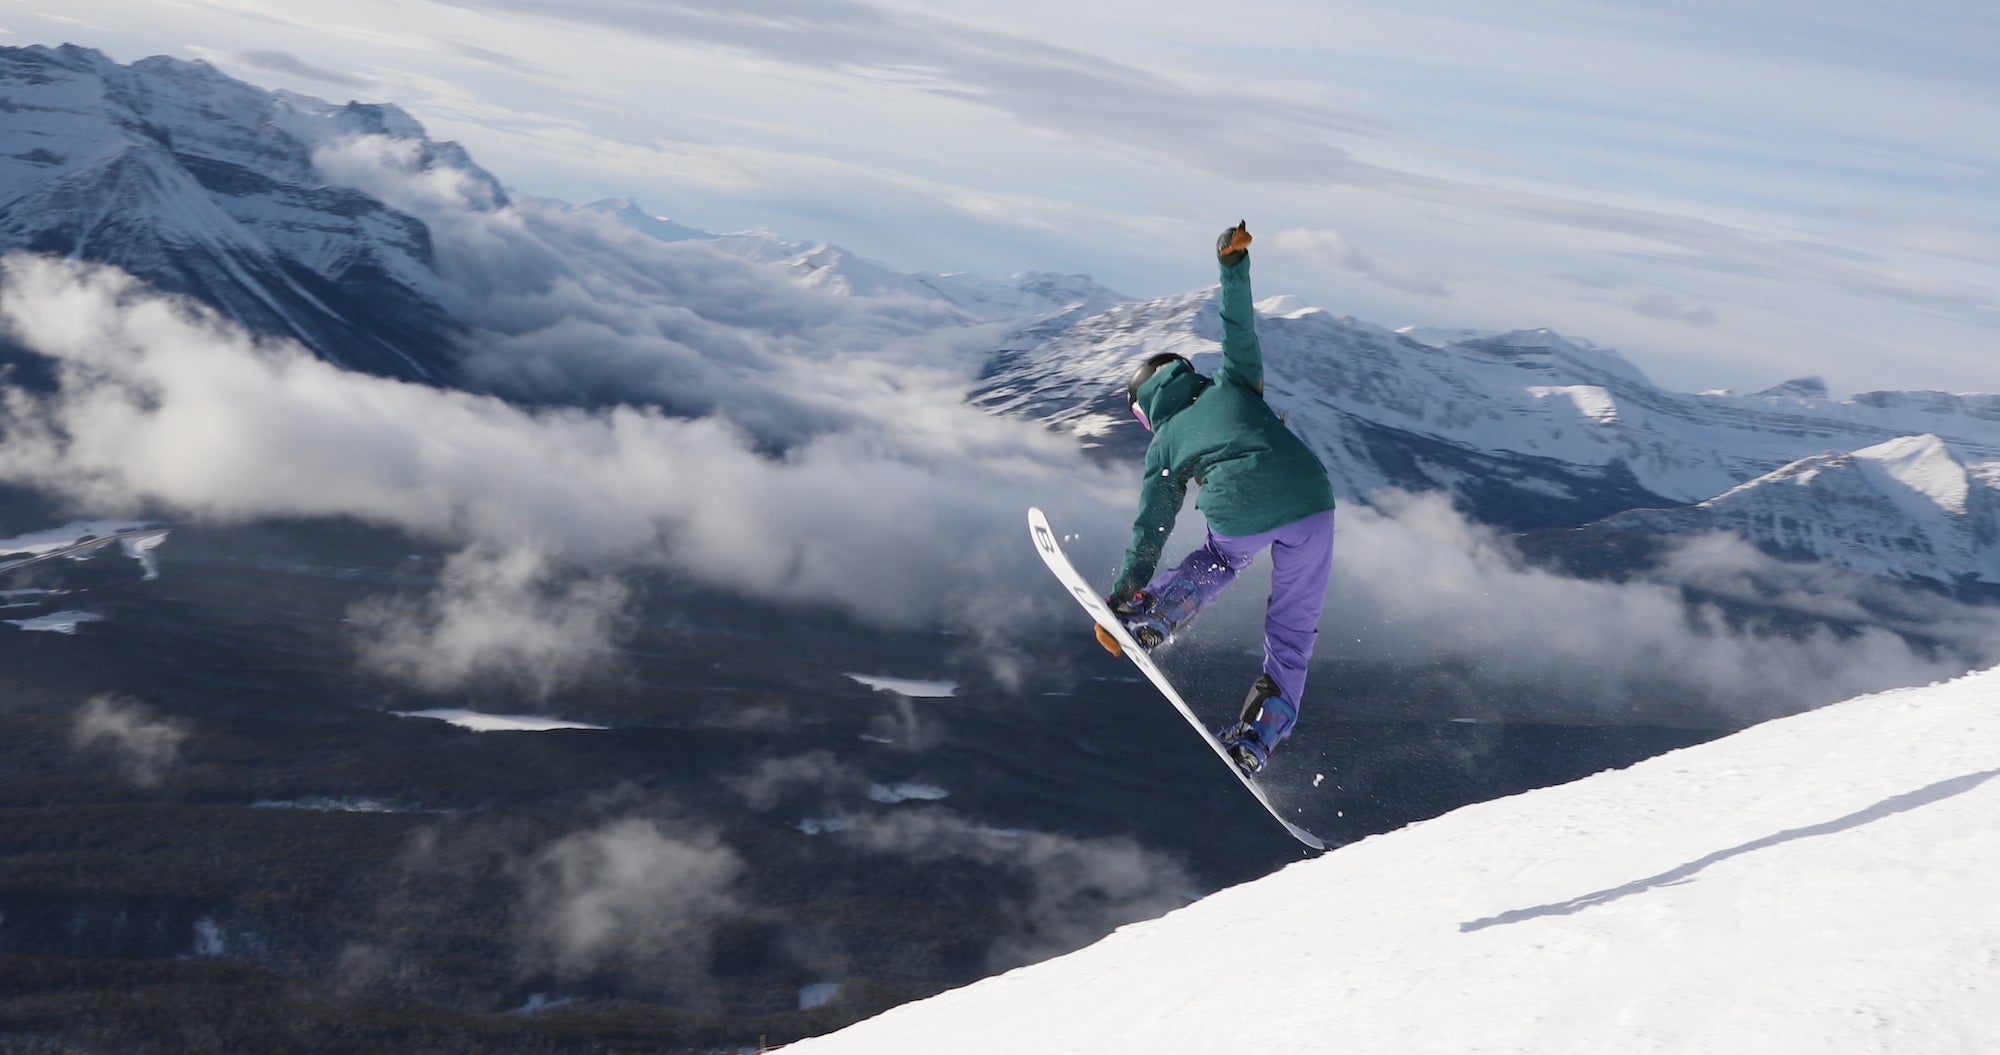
[1113,255,1335,596]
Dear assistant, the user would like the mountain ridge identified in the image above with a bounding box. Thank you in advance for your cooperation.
[974,285,2000,584]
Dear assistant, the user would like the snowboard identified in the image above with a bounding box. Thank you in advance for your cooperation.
[1028,507,1326,850]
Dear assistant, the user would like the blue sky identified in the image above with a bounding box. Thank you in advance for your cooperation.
[13,0,1999,395]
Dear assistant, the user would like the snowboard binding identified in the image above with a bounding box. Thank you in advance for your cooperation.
[1106,574,1203,653]
[1220,674,1296,776]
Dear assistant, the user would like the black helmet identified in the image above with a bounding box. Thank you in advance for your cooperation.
[1126,352,1190,408]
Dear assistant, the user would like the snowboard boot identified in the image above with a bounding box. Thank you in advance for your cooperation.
[1109,573,1203,651]
[1220,674,1296,775]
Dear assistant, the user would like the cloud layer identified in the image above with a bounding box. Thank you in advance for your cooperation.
[1169,492,2000,725]
[6,222,1993,717]
[0,250,1115,638]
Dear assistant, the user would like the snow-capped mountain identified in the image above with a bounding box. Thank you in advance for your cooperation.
[0,43,1125,385]
[0,44,471,380]
[789,663,2000,1054]
[976,285,2000,582]
[581,197,1129,322]
[1599,434,2000,589]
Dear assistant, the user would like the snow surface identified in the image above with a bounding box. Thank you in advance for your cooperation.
[789,666,2000,1054]
[391,709,607,732]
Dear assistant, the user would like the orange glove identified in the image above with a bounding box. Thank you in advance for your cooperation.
[1217,220,1252,261]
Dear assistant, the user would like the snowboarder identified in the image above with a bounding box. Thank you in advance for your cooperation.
[1101,221,1338,775]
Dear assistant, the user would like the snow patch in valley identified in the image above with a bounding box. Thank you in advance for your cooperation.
[0,520,156,554]
[5,610,103,634]
[392,709,607,732]
[867,783,949,804]
[190,917,226,958]
[846,674,958,698]
[799,983,841,1010]
[250,796,430,813]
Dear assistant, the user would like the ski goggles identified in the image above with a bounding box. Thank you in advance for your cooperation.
[1126,352,1188,433]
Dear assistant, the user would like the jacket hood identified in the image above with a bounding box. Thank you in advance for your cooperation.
[1134,358,1207,428]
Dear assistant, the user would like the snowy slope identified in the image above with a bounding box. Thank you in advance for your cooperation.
[0,44,466,379]
[789,665,2000,1054]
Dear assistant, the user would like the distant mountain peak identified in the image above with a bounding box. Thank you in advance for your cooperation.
[1607,431,2000,588]
[578,198,712,242]
[1751,376,1829,400]
[1852,433,1969,516]
[585,202,1131,322]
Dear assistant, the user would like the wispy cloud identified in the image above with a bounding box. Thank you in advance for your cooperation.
[1284,492,1996,723]
[1267,227,1454,299]
[70,694,188,787]
[837,808,1195,970]
[231,47,375,88]
[351,545,630,697]
[37,14,110,31]
[439,0,1393,186]
[723,750,1197,970]
[518,818,745,989]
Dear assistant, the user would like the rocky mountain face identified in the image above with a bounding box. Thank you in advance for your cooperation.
[0,44,470,381]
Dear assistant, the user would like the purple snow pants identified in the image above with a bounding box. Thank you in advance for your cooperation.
[1143,508,1335,709]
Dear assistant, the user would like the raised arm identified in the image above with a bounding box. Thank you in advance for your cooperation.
[1213,221,1263,396]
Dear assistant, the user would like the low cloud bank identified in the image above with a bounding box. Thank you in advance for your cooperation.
[1188,492,2000,724]
[0,254,1116,659]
